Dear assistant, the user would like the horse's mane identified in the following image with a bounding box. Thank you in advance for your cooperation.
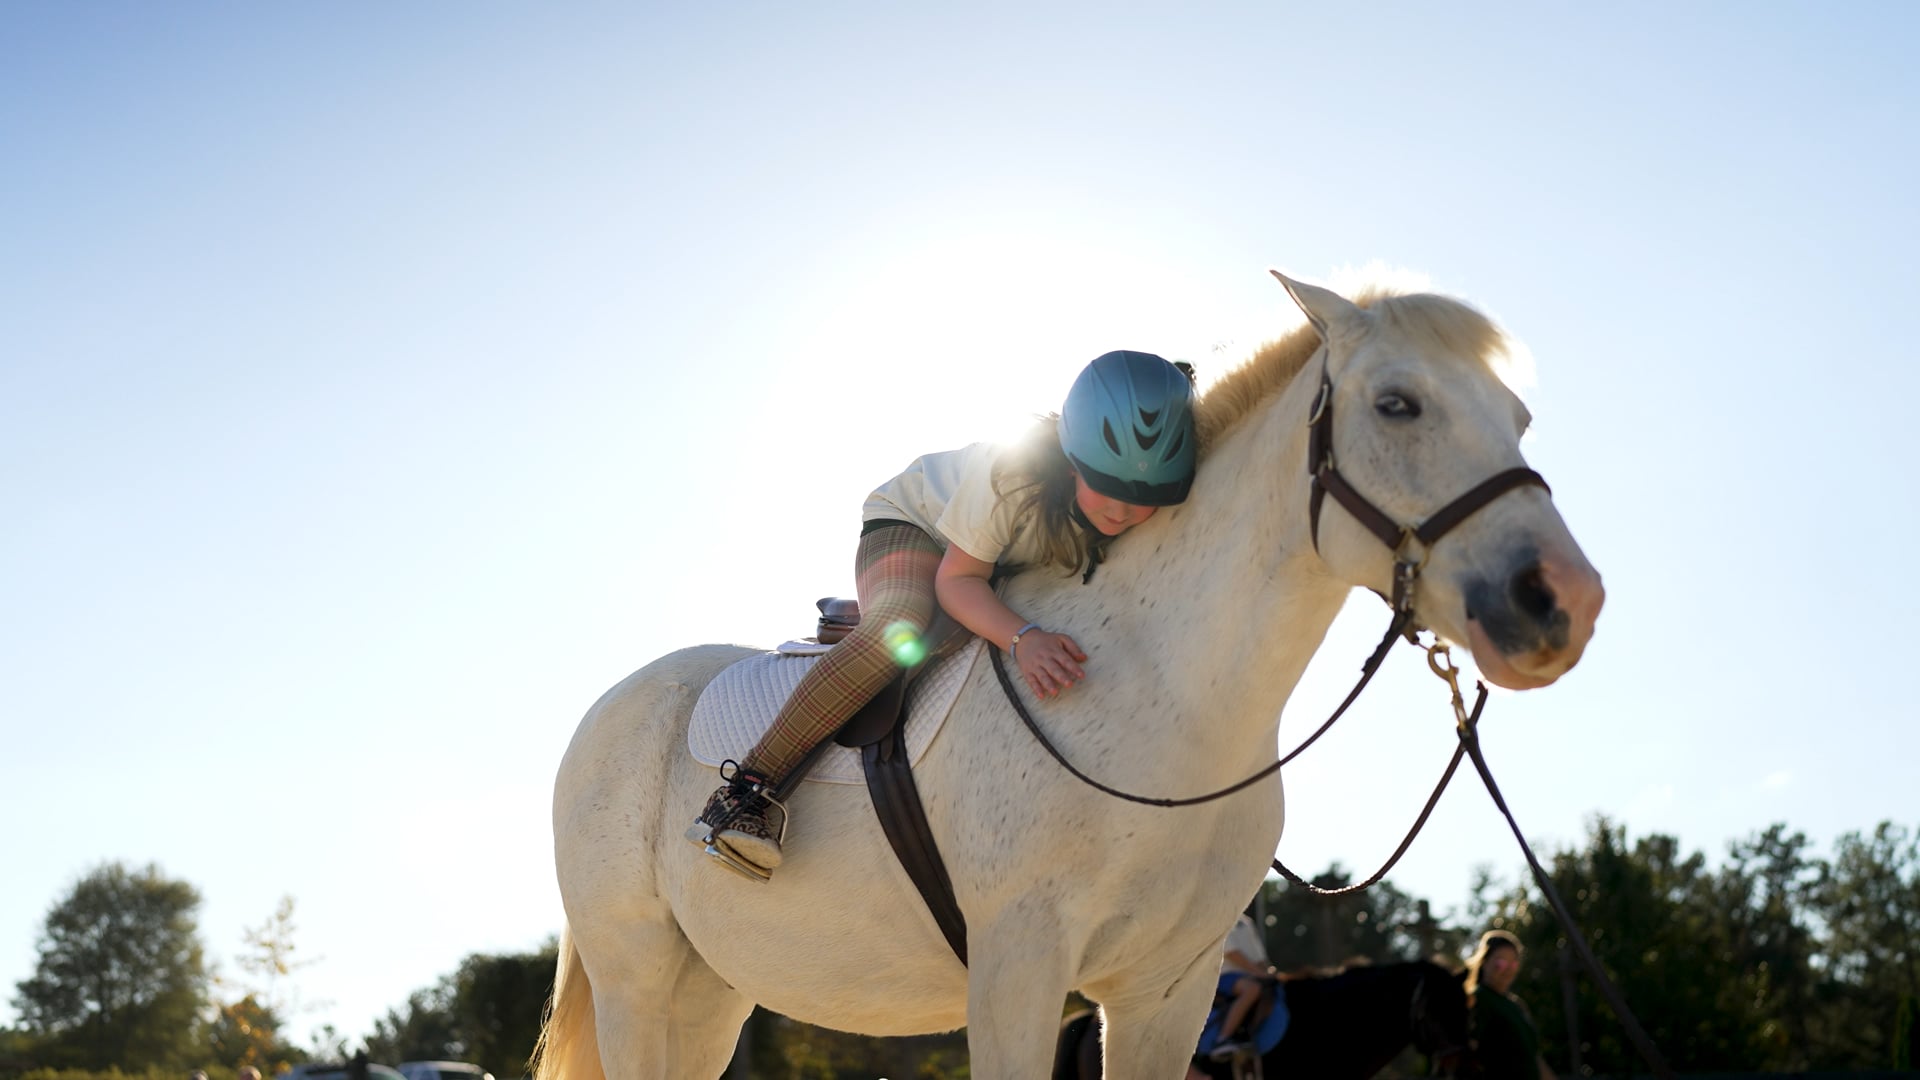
[1192,279,1521,457]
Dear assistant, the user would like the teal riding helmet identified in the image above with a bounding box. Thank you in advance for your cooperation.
[1058,350,1198,506]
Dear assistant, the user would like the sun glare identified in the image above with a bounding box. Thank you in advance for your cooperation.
[804,225,1278,450]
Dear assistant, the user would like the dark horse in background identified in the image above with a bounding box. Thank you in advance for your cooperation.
[1052,960,1470,1080]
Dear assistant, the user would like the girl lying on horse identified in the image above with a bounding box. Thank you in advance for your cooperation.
[688,350,1199,878]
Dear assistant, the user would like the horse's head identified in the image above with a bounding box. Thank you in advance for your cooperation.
[1409,962,1473,1074]
[1274,272,1603,690]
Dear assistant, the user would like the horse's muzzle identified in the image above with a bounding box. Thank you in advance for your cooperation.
[1461,546,1604,689]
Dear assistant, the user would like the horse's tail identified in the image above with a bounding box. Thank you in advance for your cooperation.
[1053,1008,1101,1080]
[531,924,602,1080]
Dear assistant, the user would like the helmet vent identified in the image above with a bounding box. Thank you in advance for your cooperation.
[1138,406,1161,425]
[1101,419,1122,455]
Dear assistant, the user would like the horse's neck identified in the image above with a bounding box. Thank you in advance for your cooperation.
[1280,968,1414,1071]
[1093,367,1349,766]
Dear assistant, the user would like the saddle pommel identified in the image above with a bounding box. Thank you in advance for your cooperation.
[816,596,861,644]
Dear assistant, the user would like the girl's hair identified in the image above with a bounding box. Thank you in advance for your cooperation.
[991,414,1100,575]
[1463,928,1523,997]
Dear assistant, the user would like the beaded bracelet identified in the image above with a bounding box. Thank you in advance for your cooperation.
[1008,622,1042,660]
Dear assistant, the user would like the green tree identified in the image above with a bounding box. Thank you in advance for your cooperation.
[220,896,315,1068]
[1807,821,1920,1068]
[10,861,208,1069]
[207,993,296,1071]
[1894,993,1918,1070]
[365,983,460,1065]
[743,1012,967,1080]
[1710,823,1822,1069]
[366,942,559,1075]
[447,944,559,1076]
[237,896,317,1018]
[309,1023,349,1062]
[1,1023,37,1068]
[1475,818,1781,1074]
[1257,866,1471,972]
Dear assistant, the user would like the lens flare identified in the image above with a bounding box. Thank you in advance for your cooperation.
[884,621,926,667]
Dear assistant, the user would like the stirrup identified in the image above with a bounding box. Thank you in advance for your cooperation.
[685,762,789,883]
[1208,1038,1255,1063]
[682,820,777,882]
[698,835,775,882]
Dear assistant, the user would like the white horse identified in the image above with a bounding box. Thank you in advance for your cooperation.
[536,271,1604,1079]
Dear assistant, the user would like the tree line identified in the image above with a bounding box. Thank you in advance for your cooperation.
[0,866,555,1079]
[4,816,1917,1078]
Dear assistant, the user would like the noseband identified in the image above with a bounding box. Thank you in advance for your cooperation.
[1305,354,1550,624]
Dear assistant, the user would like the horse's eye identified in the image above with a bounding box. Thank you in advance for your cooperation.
[1375,392,1421,419]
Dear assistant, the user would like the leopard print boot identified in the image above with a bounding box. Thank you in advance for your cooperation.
[687,761,785,876]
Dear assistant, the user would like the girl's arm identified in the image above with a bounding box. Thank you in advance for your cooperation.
[934,545,1086,698]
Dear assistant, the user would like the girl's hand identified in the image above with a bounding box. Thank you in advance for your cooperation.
[1015,629,1087,699]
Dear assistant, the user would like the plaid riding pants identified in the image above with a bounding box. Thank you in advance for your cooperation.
[742,522,944,782]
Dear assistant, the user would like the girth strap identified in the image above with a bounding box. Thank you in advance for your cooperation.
[861,726,968,964]
[829,618,971,966]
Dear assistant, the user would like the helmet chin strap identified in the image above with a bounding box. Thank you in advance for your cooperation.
[1067,501,1114,583]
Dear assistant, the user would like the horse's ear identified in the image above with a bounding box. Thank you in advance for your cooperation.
[1270,269,1364,343]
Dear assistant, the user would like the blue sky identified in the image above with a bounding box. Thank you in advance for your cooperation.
[4,1,1916,1053]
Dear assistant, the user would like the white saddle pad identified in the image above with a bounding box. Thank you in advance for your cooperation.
[688,638,984,785]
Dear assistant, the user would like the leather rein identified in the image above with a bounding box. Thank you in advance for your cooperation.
[987,347,1548,883]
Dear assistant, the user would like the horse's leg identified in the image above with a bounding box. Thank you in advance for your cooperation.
[576,913,749,1080]
[1090,945,1221,1080]
[666,947,755,1078]
[965,917,1074,1078]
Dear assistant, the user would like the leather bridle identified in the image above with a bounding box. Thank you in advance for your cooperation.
[1302,351,1550,625]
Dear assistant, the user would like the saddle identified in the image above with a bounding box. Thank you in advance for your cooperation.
[1201,978,1290,1062]
[814,596,860,644]
[804,597,972,965]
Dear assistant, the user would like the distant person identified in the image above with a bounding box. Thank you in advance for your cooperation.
[238,1067,262,1080]
[1210,908,1284,1058]
[1465,929,1556,1080]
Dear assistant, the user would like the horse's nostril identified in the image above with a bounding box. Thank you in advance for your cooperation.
[1511,563,1555,622]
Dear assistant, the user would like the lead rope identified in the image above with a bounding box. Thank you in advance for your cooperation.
[1266,640,1477,897]
[1422,648,1678,1080]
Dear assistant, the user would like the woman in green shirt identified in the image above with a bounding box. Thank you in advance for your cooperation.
[1466,929,1557,1080]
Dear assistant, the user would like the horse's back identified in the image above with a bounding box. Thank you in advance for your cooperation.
[558,643,752,783]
